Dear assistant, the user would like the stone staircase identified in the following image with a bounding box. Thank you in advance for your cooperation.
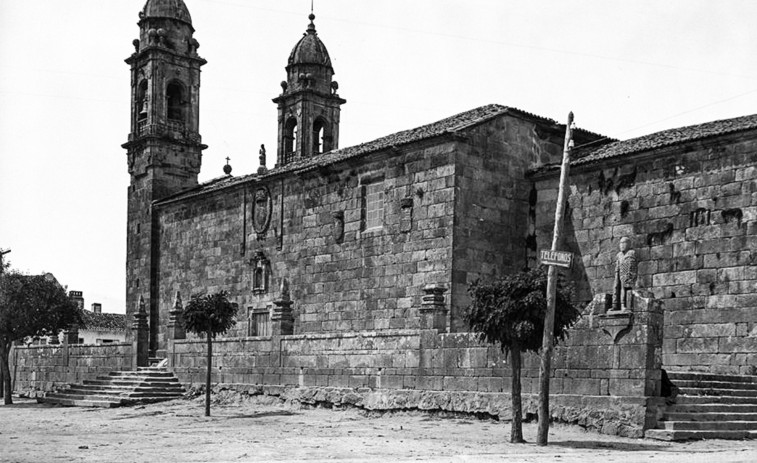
[645,371,757,440]
[40,367,185,408]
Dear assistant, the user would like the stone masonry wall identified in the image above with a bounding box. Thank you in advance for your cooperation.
[156,139,460,351]
[533,130,757,374]
[168,292,664,439]
[11,343,132,395]
[451,115,567,331]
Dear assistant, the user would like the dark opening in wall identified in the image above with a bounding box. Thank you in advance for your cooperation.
[284,118,297,162]
[620,200,630,218]
[722,208,744,226]
[137,80,148,121]
[166,81,185,121]
[646,223,674,246]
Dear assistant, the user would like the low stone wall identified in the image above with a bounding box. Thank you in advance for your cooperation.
[11,293,662,438]
[170,293,663,438]
[12,343,132,396]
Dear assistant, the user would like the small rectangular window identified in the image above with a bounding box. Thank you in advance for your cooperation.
[362,180,384,230]
[249,308,271,337]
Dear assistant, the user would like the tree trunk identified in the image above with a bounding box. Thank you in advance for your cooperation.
[510,344,524,443]
[205,330,212,417]
[0,342,12,405]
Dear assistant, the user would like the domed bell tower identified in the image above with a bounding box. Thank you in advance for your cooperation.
[273,14,346,166]
[122,0,206,354]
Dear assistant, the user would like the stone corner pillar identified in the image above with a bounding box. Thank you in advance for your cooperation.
[598,289,664,398]
[132,295,149,369]
[420,283,448,332]
[271,300,294,336]
[61,322,80,345]
[271,279,294,336]
[166,291,186,368]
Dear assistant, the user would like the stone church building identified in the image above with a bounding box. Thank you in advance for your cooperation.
[59,0,755,436]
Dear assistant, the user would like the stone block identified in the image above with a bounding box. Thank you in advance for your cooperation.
[676,337,719,354]
[609,378,645,396]
[652,270,696,287]
[618,346,648,369]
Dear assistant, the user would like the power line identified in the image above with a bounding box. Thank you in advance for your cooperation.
[574,87,757,150]
[195,0,757,82]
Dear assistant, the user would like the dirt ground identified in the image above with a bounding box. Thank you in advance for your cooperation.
[2,395,757,463]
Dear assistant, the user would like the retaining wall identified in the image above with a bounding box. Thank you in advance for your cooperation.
[11,342,131,396]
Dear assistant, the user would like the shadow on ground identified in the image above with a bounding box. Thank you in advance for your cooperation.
[551,440,669,452]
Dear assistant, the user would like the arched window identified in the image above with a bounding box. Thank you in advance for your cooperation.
[137,80,148,121]
[284,118,297,162]
[166,81,185,121]
[312,118,329,154]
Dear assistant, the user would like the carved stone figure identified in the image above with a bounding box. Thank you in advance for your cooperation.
[258,144,267,174]
[613,237,637,311]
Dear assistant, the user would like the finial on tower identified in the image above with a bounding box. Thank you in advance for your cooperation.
[223,156,232,175]
[308,1,316,33]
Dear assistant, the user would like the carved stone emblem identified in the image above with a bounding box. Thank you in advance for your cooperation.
[252,187,272,239]
[332,211,344,243]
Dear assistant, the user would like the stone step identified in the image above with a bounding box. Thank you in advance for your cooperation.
[674,379,757,391]
[54,387,183,399]
[41,369,184,408]
[45,391,130,402]
[126,391,184,398]
[110,371,174,379]
[139,365,167,371]
[67,384,184,394]
[679,387,757,397]
[676,395,757,405]
[69,384,133,392]
[668,372,757,384]
[660,420,757,431]
[668,403,757,413]
[38,397,123,408]
[86,378,180,387]
[664,411,757,422]
[645,429,757,441]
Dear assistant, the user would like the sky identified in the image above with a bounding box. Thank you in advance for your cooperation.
[2,0,757,313]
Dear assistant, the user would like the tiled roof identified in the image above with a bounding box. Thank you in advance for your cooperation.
[79,309,127,332]
[571,113,757,167]
[156,104,605,204]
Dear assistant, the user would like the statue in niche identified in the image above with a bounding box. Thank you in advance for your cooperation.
[613,237,637,311]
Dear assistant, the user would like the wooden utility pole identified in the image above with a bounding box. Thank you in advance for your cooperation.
[537,112,574,446]
[0,248,10,273]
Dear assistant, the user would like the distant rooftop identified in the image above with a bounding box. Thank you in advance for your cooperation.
[80,309,127,332]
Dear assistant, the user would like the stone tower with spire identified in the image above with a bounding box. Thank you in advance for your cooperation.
[122,0,206,354]
[273,13,346,167]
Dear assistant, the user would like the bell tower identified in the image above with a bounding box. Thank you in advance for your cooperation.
[273,14,346,166]
[122,0,206,354]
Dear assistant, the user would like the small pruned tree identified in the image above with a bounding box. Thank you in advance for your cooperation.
[0,271,82,405]
[466,267,580,443]
[183,291,237,416]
